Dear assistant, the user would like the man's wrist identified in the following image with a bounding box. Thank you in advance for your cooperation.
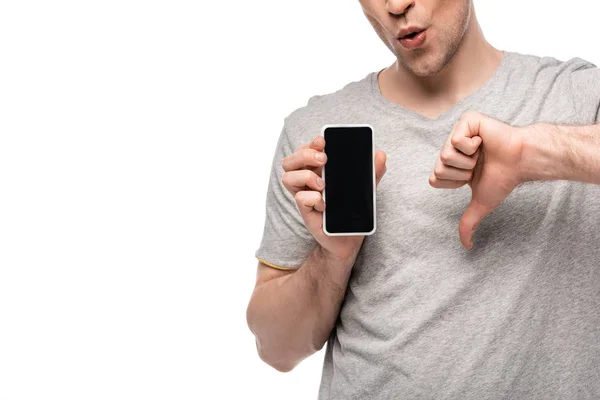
[520,122,600,184]
[519,122,563,182]
[316,244,357,270]
[301,244,356,293]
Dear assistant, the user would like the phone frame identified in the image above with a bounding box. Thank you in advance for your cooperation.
[321,124,377,237]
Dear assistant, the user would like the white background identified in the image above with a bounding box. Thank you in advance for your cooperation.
[0,1,598,399]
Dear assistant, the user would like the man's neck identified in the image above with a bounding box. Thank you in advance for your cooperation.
[378,15,504,120]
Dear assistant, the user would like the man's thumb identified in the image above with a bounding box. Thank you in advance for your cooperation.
[375,150,387,187]
[459,199,491,249]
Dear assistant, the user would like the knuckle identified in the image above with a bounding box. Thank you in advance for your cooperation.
[296,189,317,201]
[428,174,437,187]
[306,170,317,186]
[469,144,479,156]
[450,135,460,147]
[440,150,451,164]
[296,190,321,208]
[294,190,307,203]
[434,165,444,177]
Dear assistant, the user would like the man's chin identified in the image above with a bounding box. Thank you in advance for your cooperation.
[401,53,445,77]
[413,66,442,77]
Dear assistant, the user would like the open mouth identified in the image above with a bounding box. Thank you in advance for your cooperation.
[397,28,427,49]
[403,31,421,39]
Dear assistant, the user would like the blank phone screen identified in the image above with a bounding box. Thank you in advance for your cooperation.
[323,126,374,234]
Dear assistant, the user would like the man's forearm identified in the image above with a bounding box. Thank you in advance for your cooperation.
[520,123,600,184]
[246,245,355,372]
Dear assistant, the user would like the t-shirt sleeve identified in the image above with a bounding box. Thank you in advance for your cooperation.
[570,62,600,123]
[254,123,318,270]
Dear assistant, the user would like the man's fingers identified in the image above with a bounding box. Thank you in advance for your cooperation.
[310,136,326,179]
[440,146,479,170]
[310,135,325,151]
[295,190,325,234]
[450,112,485,155]
[433,159,473,181]
[451,129,482,155]
[295,135,326,152]
[428,174,467,189]
[282,169,324,196]
[282,147,327,172]
[295,190,325,213]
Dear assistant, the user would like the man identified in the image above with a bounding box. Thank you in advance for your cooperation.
[247,0,600,398]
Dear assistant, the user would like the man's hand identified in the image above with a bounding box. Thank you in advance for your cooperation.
[430,111,526,249]
[282,135,387,261]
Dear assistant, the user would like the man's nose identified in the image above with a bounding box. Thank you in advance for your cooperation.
[386,0,415,15]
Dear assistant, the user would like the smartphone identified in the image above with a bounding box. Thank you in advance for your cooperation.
[321,124,376,236]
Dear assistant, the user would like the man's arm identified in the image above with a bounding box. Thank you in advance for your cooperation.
[246,245,355,372]
[520,123,600,185]
[429,111,600,248]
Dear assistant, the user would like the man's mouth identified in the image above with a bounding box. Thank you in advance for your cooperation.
[397,26,426,40]
[402,31,421,39]
[397,28,427,49]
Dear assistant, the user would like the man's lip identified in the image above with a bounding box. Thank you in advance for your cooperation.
[397,26,426,39]
[398,29,427,49]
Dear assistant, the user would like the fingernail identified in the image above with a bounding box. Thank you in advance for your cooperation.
[317,177,324,187]
[315,152,326,161]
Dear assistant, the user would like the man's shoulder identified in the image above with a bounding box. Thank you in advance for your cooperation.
[500,51,599,124]
[507,50,596,78]
[282,71,375,143]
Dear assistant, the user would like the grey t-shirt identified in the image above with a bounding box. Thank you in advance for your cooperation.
[254,50,600,399]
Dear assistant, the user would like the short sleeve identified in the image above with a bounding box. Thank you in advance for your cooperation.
[254,123,317,270]
[570,63,600,123]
